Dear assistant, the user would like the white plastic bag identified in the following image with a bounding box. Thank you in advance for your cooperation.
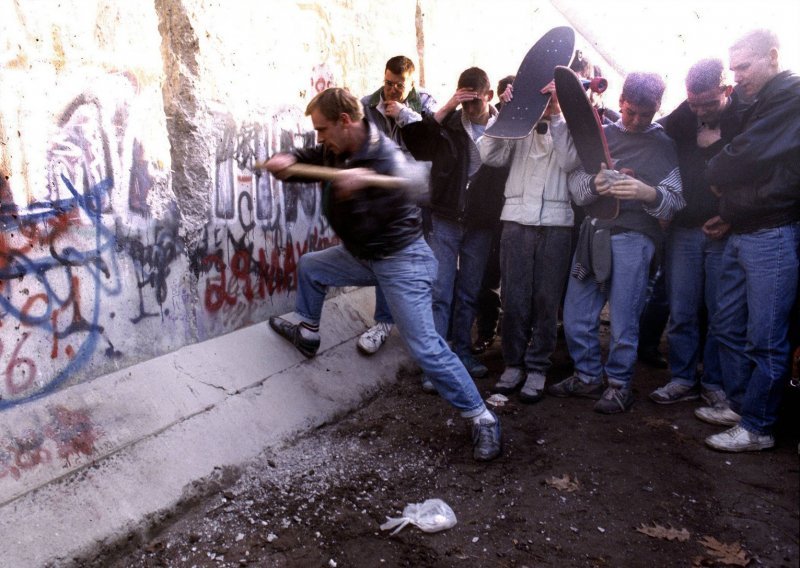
[379,498,457,535]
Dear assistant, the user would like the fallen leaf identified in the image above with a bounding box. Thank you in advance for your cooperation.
[545,474,580,492]
[698,536,750,566]
[635,523,691,542]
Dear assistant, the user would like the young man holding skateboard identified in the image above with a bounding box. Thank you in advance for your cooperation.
[477,80,581,404]
[550,72,685,414]
[265,88,502,462]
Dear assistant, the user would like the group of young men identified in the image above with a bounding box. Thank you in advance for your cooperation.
[264,28,799,462]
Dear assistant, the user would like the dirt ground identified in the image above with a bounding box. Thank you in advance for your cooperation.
[83,328,798,568]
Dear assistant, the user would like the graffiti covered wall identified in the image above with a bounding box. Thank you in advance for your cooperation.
[0,0,420,408]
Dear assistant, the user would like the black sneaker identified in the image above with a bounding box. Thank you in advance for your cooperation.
[470,334,496,355]
[594,385,634,414]
[472,411,502,462]
[269,316,320,358]
[547,375,604,399]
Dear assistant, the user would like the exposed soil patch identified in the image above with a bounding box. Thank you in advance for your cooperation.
[83,331,799,567]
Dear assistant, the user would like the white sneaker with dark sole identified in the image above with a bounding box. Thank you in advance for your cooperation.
[705,425,774,452]
[694,405,741,426]
[357,322,393,355]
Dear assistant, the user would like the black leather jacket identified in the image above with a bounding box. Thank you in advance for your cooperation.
[401,111,508,229]
[292,120,423,259]
[659,90,745,228]
[707,71,800,233]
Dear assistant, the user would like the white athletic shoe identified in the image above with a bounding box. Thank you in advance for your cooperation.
[356,322,393,355]
[705,425,774,452]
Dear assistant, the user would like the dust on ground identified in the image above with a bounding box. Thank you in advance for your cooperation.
[83,330,798,568]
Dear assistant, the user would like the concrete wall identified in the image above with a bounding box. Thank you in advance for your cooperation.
[0,0,420,410]
[0,0,577,412]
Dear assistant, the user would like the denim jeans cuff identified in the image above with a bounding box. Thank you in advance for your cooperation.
[575,371,603,385]
[294,311,320,326]
[607,378,630,390]
[739,420,770,437]
[460,404,488,420]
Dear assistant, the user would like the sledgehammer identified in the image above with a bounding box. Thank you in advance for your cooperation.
[252,162,405,189]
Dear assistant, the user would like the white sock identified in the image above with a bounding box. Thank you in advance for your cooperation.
[471,407,496,424]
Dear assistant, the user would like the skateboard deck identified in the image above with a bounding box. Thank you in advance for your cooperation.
[484,26,575,139]
[553,65,619,219]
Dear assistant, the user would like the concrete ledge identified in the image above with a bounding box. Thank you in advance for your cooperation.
[0,287,413,567]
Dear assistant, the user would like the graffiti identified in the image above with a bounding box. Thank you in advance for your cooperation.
[0,176,120,408]
[200,224,339,315]
[0,405,100,479]
[43,405,101,467]
[114,204,184,324]
[0,74,180,408]
[0,66,341,406]
[310,63,335,94]
[128,138,153,214]
[196,107,340,331]
[215,115,237,219]
[47,94,115,214]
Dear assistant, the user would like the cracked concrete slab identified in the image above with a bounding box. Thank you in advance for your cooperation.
[0,287,414,567]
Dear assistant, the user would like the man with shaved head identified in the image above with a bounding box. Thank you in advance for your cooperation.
[649,58,745,407]
[698,29,800,452]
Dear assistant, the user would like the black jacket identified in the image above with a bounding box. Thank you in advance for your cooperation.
[292,120,423,259]
[706,71,800,233]
[659,90,745,228]
[401,111,508,229]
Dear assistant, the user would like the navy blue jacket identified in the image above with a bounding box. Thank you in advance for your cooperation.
[707,71,800,233]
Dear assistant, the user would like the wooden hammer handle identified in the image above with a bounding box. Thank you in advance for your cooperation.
[253,162,404,189]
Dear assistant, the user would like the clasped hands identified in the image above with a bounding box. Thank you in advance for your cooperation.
[594,164,657,203]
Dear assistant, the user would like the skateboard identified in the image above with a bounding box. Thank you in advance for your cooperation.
[553,65,619,219]
[484,26,575,139]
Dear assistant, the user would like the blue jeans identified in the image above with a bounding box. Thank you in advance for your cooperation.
[428,215,493,356]
[372,286,394,325]
[712,223,800,435]
[500,222,572,373]
[295,239,486,417]
[666,226,727,391]
[564,231,655,388]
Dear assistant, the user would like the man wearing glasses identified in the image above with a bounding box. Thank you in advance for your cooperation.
[361,55,438,154]
[357,56,438,357]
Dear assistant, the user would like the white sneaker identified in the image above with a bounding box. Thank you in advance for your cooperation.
[705,425,774,452]
[694,405,741,426]
[357,322,393,355]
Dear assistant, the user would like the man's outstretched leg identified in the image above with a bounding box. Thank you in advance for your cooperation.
[374,239,502,461]
[270,245,378,359]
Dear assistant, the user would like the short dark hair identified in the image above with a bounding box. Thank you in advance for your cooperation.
[621,72,666,108]
[497,75,515,96]
[385,56,415,76]
[306,87,364,122]
[686,58,726,94]
[731,28,780,56]
[570,49,592,75]
[457,67,491,92]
